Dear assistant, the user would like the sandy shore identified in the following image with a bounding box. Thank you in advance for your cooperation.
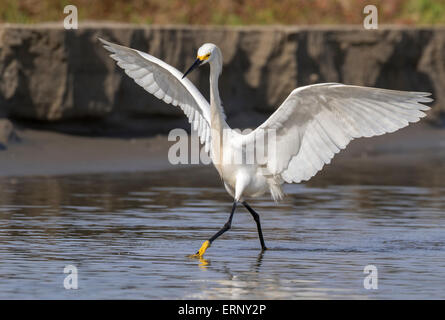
[0,122,444,178]
[0,129,182,177]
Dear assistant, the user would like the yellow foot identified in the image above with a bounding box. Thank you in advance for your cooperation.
[188,240,211,258]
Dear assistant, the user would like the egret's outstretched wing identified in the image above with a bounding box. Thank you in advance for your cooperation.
[100,38,211,150]
[243,83,432,183]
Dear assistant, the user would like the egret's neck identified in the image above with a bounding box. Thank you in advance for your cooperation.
[208,51,228,177]
[209,53,226,134]
[210,68,220,106]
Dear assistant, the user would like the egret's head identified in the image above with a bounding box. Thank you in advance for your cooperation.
[182,43,218,79]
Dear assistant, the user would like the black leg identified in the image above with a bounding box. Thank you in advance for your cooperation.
[191,202,238,257]
[242,201,267,251]
[208,201,237,243]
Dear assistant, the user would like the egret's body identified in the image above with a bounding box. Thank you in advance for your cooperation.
[100,39,432,257]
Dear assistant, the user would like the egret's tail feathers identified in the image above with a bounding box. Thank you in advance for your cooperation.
[269,183,285,202]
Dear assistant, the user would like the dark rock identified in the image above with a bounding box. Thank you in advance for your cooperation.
[0,23,442,135]
[0,118,15,150]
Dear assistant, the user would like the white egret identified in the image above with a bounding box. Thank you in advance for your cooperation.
[100,39,432,257]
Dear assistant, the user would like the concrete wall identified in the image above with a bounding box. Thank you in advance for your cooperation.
[0,23,444,135]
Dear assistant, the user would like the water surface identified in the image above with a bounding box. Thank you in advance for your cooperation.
[0,166,444,299]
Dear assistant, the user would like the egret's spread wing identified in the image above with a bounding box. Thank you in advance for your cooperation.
[100,38,211,150]
[244,83,432,183]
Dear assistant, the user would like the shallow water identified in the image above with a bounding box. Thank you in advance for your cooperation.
[0,166,444,299]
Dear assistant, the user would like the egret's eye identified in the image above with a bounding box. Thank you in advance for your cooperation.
[198,53,211,61]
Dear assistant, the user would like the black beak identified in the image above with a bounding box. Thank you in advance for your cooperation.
[182,58,202,79]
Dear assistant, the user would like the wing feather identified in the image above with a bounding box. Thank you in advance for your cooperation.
[243,83,432,184]
[100,38,211,151]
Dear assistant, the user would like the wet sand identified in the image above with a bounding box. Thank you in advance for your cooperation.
[0,122,444,178]
[0,129,181,177]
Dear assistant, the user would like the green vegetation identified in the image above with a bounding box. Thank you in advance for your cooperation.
[402,0,445,24]
[1,0,445,25]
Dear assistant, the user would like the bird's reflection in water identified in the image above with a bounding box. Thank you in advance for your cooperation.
[192,248,266,273]
[188,254,211,269]
[254,250,265,272]
[198,257,210,269]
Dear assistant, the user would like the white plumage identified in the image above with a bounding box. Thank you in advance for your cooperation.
[100,39,432,203]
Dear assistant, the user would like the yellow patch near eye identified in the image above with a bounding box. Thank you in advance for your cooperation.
[197,53,210,61]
